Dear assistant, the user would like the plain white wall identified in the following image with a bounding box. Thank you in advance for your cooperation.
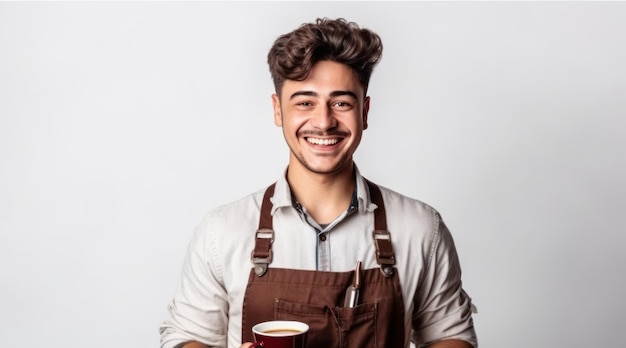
[1,2,624,347]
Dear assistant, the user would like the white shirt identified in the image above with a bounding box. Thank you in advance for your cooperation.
[160,167,477,348]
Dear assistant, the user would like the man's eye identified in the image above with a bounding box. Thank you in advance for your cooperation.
[333,101,352,108]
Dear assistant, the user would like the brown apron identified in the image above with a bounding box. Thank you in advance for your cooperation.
[241,181,406,347]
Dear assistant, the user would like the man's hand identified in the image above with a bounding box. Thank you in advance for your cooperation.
[240,343,256,348]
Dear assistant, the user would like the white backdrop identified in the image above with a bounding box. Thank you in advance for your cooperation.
[1,2,625,347]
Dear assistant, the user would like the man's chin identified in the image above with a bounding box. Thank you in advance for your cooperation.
[302,161,353,176]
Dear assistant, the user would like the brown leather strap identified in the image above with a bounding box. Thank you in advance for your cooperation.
[365,179,387,231]
[251,183,276,276]
[365,179,396,277]
[258,183,275,231]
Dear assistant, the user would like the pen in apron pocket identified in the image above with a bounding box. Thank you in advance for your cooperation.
[344,261,362,308]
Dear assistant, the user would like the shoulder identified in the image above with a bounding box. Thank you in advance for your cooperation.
[375,182,440,222]
[208,186,267,219]
[368,181,447,253]
[189,185,275,268]
[195,185,273,238]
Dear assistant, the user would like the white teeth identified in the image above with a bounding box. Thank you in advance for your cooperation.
[307,137,339,146]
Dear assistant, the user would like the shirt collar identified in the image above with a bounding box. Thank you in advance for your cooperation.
[270,164,378,216]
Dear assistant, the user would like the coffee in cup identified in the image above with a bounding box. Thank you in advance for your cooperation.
[252,320,309,348]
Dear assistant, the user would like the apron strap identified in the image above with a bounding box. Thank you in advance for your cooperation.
[365,179,396,277]
[251,183,276,276]
[251,180,397,277]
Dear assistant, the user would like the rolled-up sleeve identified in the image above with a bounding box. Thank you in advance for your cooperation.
[160,215,229,348]
[412,213,478,347]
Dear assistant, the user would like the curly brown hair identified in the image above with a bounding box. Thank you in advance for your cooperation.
[267,18,383,95]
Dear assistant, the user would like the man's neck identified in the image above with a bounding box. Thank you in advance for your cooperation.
[286,163,355,225]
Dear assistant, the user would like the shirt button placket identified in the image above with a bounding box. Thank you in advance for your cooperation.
[317,231,331,271]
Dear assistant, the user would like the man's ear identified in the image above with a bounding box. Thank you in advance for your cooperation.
[272,94,282,127]
[362,96,370,130]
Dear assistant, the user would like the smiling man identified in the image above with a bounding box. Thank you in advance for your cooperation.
[272,60,368,225]
[160,18,477,348]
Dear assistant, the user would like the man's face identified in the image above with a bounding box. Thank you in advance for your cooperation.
[272,60,369,177]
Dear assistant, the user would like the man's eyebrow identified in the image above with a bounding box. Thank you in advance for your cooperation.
[289,91,318,99]
[289,90,359,100]
[330,90,359,99]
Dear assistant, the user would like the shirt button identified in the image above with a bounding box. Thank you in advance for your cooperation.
[319,234,327,241]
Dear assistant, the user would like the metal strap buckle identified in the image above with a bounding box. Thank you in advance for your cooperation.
[255,228,274,242]
[251,228,274,276]
[373,229,395,277]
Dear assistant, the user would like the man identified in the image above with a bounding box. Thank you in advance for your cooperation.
[160,18,477,348]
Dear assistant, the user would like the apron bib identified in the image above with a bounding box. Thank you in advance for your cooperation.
[241,181,406,347]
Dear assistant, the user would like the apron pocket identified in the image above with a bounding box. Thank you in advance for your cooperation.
[330,303,378,348]
[274,298,379,348]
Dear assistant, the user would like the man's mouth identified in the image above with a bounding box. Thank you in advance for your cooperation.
[306,137,340,146]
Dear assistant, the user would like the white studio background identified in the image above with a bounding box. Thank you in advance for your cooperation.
[1,2,625,348]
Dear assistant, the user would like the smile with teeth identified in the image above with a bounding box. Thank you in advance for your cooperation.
[306,137,340,146]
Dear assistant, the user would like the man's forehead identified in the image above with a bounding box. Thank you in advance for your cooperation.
[280,80,365,100]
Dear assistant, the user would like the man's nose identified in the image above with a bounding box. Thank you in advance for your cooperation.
[311,106,337,130]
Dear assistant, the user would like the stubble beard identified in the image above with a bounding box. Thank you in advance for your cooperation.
[290,147,354,176]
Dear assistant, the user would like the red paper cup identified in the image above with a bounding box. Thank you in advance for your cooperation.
[251,320,309,348]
